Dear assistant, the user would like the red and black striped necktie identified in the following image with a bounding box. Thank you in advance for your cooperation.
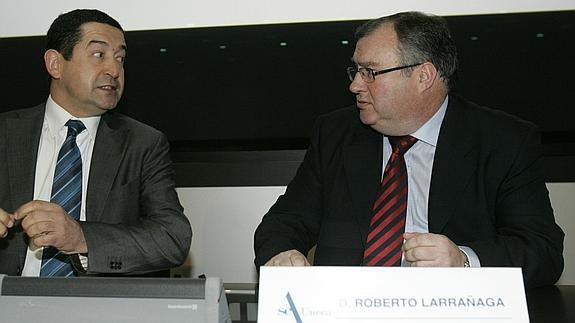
[363,135,418,266]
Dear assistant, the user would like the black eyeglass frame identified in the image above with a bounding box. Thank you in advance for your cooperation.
[346,63,423,82]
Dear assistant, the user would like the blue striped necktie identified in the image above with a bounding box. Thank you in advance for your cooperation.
[40,120,86,277]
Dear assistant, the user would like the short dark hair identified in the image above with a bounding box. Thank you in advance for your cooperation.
[355,11,458,89]
[46,9,124,60]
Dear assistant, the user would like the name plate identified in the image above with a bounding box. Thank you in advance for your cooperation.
[258,267,528,322]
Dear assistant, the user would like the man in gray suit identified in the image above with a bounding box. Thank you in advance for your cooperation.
[0,9,192,276]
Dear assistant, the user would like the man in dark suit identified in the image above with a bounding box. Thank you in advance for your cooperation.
[0,9,192,276]
[254,11,564,288]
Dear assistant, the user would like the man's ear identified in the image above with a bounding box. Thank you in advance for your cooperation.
[44,49,63,79]
[417,62,439,92]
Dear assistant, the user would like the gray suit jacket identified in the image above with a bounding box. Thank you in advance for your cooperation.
[0,103,192,276]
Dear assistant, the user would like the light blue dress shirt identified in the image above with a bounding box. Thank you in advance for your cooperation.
[380,96,480,267]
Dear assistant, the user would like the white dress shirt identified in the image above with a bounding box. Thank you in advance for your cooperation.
[21,96,101,276]
[381,96,481,267]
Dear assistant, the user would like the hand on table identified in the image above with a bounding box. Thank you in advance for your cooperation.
[403,232,468,267]
[265,249,311,266]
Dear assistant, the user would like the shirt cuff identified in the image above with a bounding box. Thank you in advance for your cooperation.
[79,254,89,270]
[459,246,481,267]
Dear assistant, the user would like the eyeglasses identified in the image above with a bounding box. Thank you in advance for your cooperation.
[346,63,423,83]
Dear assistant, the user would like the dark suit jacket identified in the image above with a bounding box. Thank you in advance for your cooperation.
[0,103,192,276]
[254,95,564,288]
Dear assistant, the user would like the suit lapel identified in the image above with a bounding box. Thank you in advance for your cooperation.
[343,125,382,247]
[428,97,479,233]
[5,104,44,269]
[6,105,44,209]
[86,113,128,222]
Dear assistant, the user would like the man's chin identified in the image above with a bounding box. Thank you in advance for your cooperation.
[98,98,120,110]
[91,102,118,116]
[358,110,377,126]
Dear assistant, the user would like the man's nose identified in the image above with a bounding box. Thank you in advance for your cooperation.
[104,59,122,79]
[349,72,366,94]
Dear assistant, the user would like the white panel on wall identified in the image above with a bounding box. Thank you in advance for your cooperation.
[174,184,574,284]
[547,182,575,285]
[175,186,286,283]
[1,0,574,37]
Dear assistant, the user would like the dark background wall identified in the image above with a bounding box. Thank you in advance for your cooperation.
[1,10,574,184]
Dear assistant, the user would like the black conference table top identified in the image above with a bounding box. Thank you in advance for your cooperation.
[526,285,574,323]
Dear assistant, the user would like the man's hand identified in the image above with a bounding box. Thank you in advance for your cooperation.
[14,200,87,254]
[0,208,15,238]
[265,249,311,266]
[403,232,468,267]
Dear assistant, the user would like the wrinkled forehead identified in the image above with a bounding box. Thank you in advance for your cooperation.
[352,24,401,67]
[78,22,126,51]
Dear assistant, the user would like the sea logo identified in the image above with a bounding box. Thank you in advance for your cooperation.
[277,291,303,323]
[277,307,291,316]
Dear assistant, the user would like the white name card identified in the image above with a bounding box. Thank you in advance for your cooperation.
[258,266,529,323]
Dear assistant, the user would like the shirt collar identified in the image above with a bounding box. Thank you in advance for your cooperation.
[45,95,101,139]
[411,95,448,147]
